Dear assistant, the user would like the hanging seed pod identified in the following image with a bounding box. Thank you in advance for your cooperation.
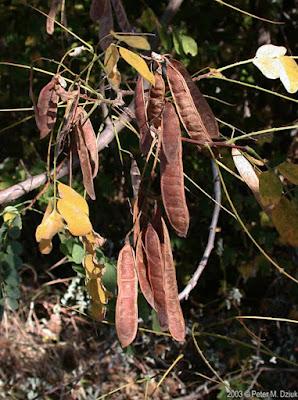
[98,0,114,51]
[161,218,185,342]
[160,138,189,237]
[110,0,131,32]
[161,101,181,162]
[35,77,59,139]
[115,243,138,347]
[46,0,60,35]
[169,59,219,139]
[166,61,213,146]
[135,232,155,309]
[147,71,165,129]
[135,76,152,155]
[145,224,168,329]
[90,0,108,21]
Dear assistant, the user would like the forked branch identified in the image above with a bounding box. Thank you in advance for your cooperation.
[179,160,221,301]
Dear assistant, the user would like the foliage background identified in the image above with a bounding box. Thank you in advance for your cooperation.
[0,0,297,398]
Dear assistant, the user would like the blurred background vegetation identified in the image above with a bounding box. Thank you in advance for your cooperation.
[0,0,297,398]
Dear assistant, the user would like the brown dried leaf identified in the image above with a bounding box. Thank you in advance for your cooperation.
[147,72,165,128]
[161,218,185,342]
[136,233,155,309]
[169,59,219,139]
[115,243,138,347]
[110,0,131,32]
[166,61,213,145]
[145,224,168,330]
[162,101,181,162]
[135,76,152,155]
[160,140,189,237]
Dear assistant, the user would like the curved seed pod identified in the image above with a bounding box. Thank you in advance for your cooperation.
[160,139,189,238]
[90,0,108,21]
[110,0,131,32]
[162,101,181,162]
[147,72,165,129]
[135,76,152,155]
[75,107,99,179]
[161,218,185,342]
[136,233,155,309]
[169,59,219,139]
[46,0,60,35]
[98,0,114,51]
[115,243,138,347]
[74,125,96,200]
[145,224,168,330]
[36,77,59,139]
[166,62,213,146]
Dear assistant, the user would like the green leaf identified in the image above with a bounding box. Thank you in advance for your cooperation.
[102,262,117,294]
[271,197,298,247]
[172,30,183,56]
[181,35,198,56]
[138,8,158,32]
[8,226,21,239]
[151,310,162,333]
[259,171,282,207]
[277,161,298,185]
[7,297,18,311]
[71,243,85,264]
[6,241,23,256]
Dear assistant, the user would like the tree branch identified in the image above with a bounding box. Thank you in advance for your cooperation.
[161,0,185,25]
[0,102,134,206]
[179,160,221,301]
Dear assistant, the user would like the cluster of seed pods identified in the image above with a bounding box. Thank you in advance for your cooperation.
[115,58,220,347]
[34,76,99,200]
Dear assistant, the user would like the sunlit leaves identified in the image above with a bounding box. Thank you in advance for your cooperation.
[57,183,89,215]
[118,47,155,85]
[57,197,92,237]
[253,44,298,93]
[232,149,259,198]
[104,44,121,89]
[111,31,150,50]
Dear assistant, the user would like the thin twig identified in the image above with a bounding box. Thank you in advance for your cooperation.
[179,160,221,301]
[0,102,133,205]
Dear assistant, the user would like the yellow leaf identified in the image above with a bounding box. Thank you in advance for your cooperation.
[104,44,119,75]
[111,32,151,50]
[84,231,106,254]
[57,198,92,236]
[84,254,100,278]
[35,209,64,242]
[278,56,298,94]
[119,47,155,85]
[57,182,89,215]
[87,278,108,304]
[89,301,106,321]
[39,239,53,255]
[253,44,287,79]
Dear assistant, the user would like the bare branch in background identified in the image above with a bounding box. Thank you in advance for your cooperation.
[179,160,221,301]
[161,0,184,25]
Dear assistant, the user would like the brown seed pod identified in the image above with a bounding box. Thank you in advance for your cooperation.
[166,62,213,146]
[46,0,60,35]
[75,108,99,179]
[145,224,168,330]
[161,218,185,342]
[98,0,114,51]
[36,77,59,139]
[160,137,189,238]
[90,0,108,21]
[135,233,155,310]
[135,75,152,155]
[110,0,131,32]
[115,243,138,347]
[147,72,165,129]
[161,101,181,162]
[169,59,219,139]
[74,125,96,200]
